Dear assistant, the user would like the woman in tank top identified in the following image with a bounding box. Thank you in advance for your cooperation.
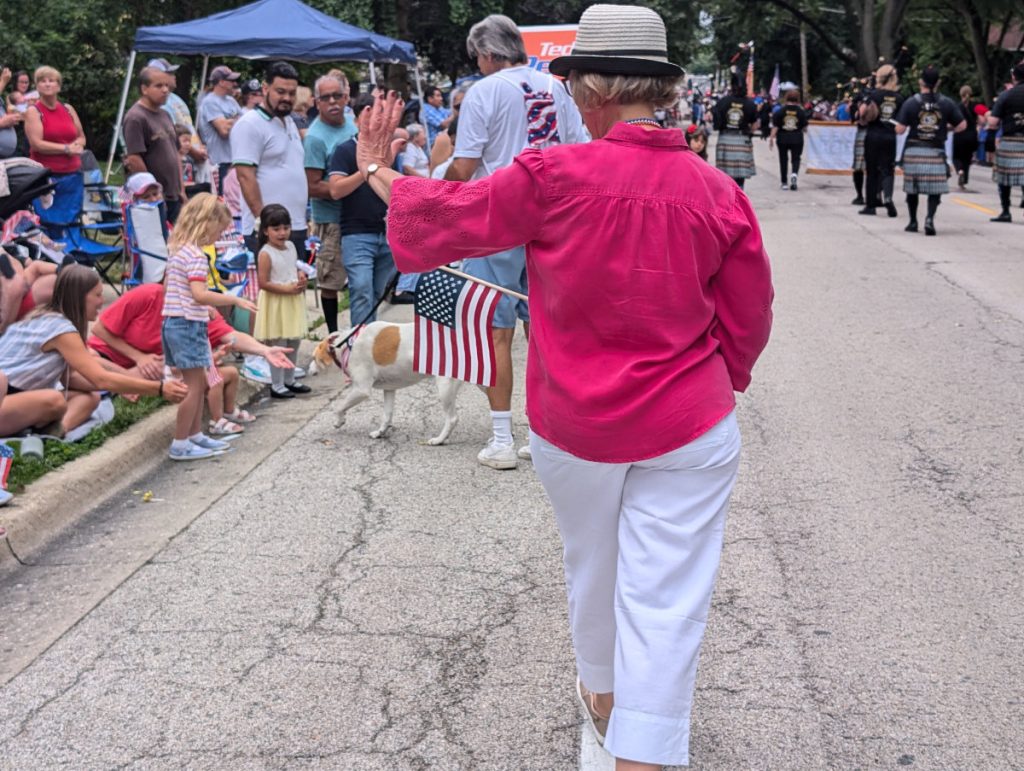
[23,65,86,174]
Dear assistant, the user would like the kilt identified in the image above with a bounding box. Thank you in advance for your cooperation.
[716,132,756,179]
[852,127,866,171]
[993,135,1024,187]
[902,144,950,195]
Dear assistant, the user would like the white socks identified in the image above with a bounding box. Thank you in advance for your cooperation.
[491,410,513,446]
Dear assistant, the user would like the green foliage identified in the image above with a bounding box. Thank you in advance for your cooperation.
[6,396,164,492]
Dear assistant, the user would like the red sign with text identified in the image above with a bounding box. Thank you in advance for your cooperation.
[519,25,578,74]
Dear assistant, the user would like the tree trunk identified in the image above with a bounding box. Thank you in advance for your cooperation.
[878,0,910,62]
[860,0,878,72]
[954,0,994,104]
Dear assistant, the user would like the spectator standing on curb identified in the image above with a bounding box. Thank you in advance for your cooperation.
[0,68,23,160]
[304,72,357,334]
[422,86,452,149]
[24,66,86,175]
[402,124,430,176]
[240,79,265,112]
[328,94,398,327]
[988,62,1024,223]
[232,62,309,260]
[444,13,587,470]
[122,67,187,223]
[161,194,257,461]
[197,65,241,195]
[429,86,467,172]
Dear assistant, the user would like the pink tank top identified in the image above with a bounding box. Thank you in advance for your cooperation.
[30,101,81,174]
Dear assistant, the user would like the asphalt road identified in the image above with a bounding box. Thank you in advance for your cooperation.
[1,147,1022,770]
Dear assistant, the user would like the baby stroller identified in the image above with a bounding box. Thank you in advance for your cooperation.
[0,159,55,222]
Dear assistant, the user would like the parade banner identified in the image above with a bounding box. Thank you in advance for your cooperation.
[520,25,578,74]
[806,121,953,175]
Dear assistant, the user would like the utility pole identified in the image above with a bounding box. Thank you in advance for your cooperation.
[800,23,810,97]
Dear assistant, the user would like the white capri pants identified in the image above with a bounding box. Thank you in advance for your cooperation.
[530,411,741,767]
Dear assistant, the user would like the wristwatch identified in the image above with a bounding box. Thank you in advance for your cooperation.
[365,162,381,179]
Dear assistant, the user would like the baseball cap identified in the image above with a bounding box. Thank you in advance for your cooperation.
[125,172,162,197]
[240,78,262,95]
[209,65,241,84]
[146,58,179,73]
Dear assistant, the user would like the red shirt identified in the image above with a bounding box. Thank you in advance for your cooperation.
[88,283,236,367]
[30,101,81,174]
[388,123,774,463]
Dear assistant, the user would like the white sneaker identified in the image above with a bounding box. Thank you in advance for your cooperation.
[293,366,306,379]
[517,444,532,461]
[780,183,789,190]
[168,441,215,461]
[241,355,272,384]
[789,173,798,190]
[477,439,518,470]
[191,434,232,452]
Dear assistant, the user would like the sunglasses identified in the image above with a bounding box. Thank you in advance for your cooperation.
[317,93,348,102]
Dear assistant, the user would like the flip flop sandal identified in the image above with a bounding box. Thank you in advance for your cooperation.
[225,408,257,424]
[209,418,245,436]
[576,677,610,746]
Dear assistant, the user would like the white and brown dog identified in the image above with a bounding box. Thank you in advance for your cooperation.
[310,321,461,445]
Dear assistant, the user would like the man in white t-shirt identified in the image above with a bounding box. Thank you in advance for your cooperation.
[232,61,308,258]
[445,14,587,470]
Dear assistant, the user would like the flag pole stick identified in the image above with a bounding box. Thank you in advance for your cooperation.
[437,265,528,302]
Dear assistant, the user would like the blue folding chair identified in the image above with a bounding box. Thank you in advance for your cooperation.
[34,172,124,292]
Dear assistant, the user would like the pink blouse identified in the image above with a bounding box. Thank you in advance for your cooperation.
[388,122,773,463]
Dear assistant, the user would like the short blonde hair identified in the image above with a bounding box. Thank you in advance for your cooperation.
[168,193,231,250]
[568,71,681,110]
[34,66,62,86]
[876,64,898,89]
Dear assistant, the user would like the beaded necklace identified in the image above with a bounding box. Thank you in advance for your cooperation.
[624,118,661,128]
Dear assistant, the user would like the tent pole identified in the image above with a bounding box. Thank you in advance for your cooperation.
[105,50,137,183]
[414,65,425,125]
[198,55,210,111]
[369,61,377,87]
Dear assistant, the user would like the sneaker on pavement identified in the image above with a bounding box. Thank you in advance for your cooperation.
[477,439,518,470]
[789,172,798,190]
[517,445,532,461]
[242,356,272,385]
[191,434,232,452]
[169,441,215,461]
[293,366,307,379]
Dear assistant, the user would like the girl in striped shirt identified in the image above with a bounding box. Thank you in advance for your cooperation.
[161,194,257,461]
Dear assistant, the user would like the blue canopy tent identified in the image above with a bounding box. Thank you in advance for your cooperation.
[107,0,421,179]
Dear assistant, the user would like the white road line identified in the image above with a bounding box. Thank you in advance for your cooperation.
[579,723,615,771]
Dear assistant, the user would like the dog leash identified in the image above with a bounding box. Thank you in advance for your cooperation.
[329,272,400,354]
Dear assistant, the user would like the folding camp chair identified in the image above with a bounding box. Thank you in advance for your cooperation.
[34,172,124,292]
[123,201,169,288]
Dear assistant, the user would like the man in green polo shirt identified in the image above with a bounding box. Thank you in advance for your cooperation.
[304,73,357,334]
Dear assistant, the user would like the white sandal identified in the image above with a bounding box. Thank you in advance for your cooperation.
[209,417,245,436]
[576,677,610,746]
[224,408,256,424]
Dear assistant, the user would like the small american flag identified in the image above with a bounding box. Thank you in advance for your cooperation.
[0,442,13,490]
[413,270,502,387]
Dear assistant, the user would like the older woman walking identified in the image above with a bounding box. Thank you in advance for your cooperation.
[355,5,773,768]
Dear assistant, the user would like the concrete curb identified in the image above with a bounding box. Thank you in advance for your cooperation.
[0,374,268,570]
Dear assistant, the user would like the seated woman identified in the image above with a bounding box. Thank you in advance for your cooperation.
[0,265,186,437]
[88,282,294,435]
[0,248,58,336]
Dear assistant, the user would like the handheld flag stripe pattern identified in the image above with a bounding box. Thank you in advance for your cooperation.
[413,270,502,387]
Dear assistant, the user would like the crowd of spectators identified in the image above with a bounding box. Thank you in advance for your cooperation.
[0,57,472,504]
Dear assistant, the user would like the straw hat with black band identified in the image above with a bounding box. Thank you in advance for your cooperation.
[548,4,684,78]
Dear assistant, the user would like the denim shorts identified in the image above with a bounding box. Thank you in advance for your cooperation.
[161,317,211,370]
[460,246,529,328]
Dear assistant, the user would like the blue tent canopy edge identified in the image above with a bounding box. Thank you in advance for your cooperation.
[133,0,416,65]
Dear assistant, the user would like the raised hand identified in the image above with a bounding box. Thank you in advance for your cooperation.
[356,90,405,177]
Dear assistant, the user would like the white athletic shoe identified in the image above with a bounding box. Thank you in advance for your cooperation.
[241,355,272,384]
[789,172,798,190]
[780,183,789,190]
[168,441,215,461]
[517,444,532,461]
[477,439,518,470]
[293,366,307,379]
